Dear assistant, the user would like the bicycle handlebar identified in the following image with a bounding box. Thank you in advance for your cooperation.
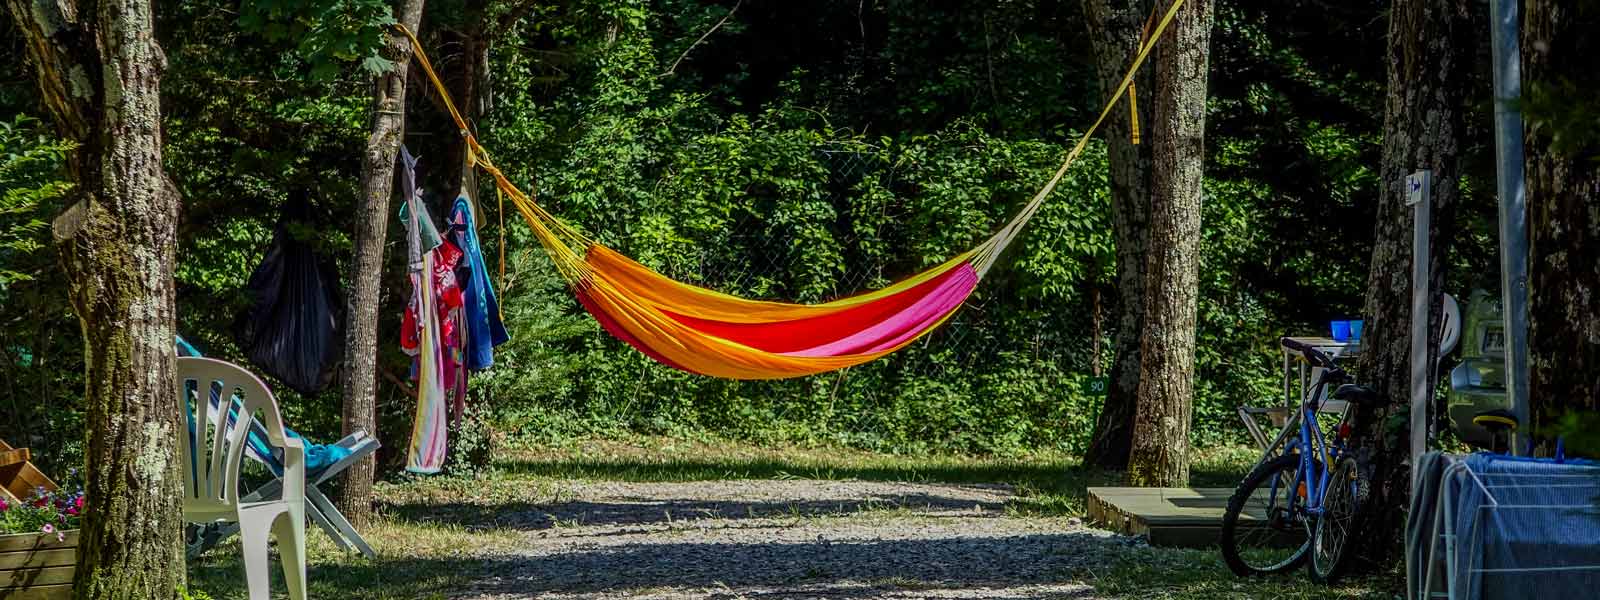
[1280,337,1337,369]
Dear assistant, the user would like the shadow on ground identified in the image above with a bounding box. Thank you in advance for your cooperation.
[494,455,1080,486]
[384,491,1011,531]
[192,531,1139,599]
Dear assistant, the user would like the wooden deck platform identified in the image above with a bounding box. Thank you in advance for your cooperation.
[1086,487,1237,547]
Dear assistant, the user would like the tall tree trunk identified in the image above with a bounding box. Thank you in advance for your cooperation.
[438,0,490,199]
[337,0,427,528]
[6,0,185,596]
[1350,0,1472,565]
[1523,1,1600,442]
[1082,0,1156,471]
[1125,0,1213,487]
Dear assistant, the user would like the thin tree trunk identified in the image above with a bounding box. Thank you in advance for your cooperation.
[1523,1,1600,440]
[338,0,427,528]
[438,1,490,199]
[1350,0,1472,566]
[1082,0,1156,471]
[1126,0,1213,488]
[7,0,185,595]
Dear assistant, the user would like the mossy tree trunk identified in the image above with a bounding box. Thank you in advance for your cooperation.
[1522,0,1600,443]
[1125,0,1213,487]
[338,0,427,528]
[5,0,185,596]
[1081,0,1156,471]
[1350,0,1473,566]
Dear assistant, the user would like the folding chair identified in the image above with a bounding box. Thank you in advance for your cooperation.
[178,337,379,558]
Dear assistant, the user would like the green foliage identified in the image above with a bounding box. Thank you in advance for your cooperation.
[0,114,84,475]
[0,116,71,288]
[1548,410,1600,457]
[1,0,1411,468]
[235,0,397,79]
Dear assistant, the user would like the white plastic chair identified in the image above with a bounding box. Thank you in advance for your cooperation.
[176,357,308,600]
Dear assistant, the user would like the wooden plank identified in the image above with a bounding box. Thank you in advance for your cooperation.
[0,532,78,553]
[1088,487,1264,547]
[0,448,31,468]
[0,549,75,570]
[0,565,75,588]
[0,461,58,500]
[0,583,73,600]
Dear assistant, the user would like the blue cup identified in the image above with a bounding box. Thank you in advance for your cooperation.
[1331,320,1351,342]
[1350,320,1364,343]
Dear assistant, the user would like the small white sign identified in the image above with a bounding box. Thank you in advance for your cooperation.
[1406,170,1431,206]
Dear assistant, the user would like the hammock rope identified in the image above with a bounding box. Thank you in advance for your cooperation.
[391,0,1186,380]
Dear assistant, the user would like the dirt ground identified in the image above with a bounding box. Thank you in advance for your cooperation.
[447,479,1143,599]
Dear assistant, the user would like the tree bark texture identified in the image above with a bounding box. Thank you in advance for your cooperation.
[1523,0,1600,440]
[338,0,427,528]
[1350,0,1472,566]
[6,0,186,595]
[1081,0,1156,471]
[1125,0,1213,488]
[436,0,491,201]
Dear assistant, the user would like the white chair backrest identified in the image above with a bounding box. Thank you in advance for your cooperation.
[1439,293,1462,357]
[175,357,291,511]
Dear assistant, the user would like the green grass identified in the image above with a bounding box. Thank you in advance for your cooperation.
[186,436,1394,599]
[1074,546,1398,599]
[187,517,518,599]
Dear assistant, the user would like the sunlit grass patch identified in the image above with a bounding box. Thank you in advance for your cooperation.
[188,514,525,599]
[1070,545,1392,599]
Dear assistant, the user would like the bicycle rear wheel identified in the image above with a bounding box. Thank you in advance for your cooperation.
[1309,455,1362,583]
[1219,453,1314,576]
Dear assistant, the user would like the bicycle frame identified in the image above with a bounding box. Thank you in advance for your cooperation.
[1253,369,1350,519]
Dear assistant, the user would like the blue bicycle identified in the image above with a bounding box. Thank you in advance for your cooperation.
[1219,338,1373,583]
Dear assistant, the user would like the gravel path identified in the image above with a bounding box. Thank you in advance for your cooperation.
[444,479,1141,599]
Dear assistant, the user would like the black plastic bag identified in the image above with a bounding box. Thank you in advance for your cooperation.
[234,201,345,395]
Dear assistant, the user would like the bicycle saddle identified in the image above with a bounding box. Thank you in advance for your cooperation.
[1330,384,1381,406]
[1472,409,1519,432]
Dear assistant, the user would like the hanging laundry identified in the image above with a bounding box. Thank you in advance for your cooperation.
[448,193,510,371]
[398,146,451,474]
[233,196,345,395]
[431,240,468,425]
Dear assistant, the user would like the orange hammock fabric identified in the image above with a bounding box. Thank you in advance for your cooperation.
[394,0,1183,380]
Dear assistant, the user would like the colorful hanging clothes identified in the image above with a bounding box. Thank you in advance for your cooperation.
[398,146,450,474]
[448,194,510,371]
[433,241,468,424]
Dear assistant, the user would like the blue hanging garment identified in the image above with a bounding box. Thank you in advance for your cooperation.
[448,194,510,370]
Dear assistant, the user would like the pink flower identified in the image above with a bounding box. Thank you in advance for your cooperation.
[40,524,53,534]
[74,496,84,510]
[0,498,9,511]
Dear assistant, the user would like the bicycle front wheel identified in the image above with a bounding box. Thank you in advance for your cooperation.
[1309,455,1362,583]
[1219,453,1313,576]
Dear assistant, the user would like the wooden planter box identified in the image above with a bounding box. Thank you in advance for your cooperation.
[0,530,77,599]
[0,440,58,506]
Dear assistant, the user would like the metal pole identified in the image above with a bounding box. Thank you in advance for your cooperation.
[1408,170,1432,496]
[1490,0,1530,455]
